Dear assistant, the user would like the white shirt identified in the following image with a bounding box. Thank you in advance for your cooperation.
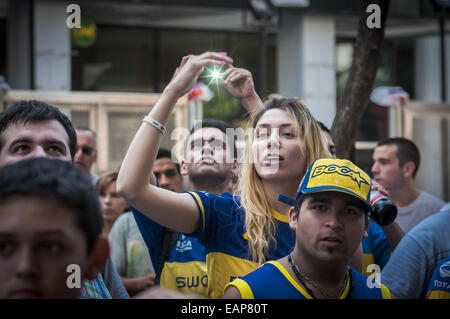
[396,191,445,233]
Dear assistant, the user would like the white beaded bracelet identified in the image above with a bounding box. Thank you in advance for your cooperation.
[143,116,166,134]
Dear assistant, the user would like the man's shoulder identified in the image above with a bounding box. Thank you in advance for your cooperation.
[405,209,450,244]
[188,190,240,207]
[111,212,134,230]
[115,211,133,223]
[418,190,446,206]
[399,190,446,215]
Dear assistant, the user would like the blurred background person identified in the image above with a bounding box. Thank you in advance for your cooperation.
[96,171,128,236]
[74,126,99,185]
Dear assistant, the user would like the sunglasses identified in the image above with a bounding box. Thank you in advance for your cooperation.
[77,146,95,155]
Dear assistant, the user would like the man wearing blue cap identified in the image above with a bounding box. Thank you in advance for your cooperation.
[223,158,391,299]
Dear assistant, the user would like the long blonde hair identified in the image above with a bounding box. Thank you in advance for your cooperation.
[237,97,330,265]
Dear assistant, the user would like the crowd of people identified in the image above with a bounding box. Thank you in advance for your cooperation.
[0,51,448,299]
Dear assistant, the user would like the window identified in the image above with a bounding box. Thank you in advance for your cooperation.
[72,25,277,127]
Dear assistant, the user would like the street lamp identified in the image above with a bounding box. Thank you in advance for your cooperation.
[247,0,276,20]
[247,1,276,97]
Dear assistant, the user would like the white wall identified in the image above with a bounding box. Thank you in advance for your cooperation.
[415,35,450,103]
[34,0,71,91]
[277,12,336,128]
[413,35,450,200]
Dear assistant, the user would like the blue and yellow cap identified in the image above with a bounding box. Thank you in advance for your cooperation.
[279,158,373,212]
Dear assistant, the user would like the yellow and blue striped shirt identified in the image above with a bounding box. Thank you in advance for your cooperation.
[187,191,295,298]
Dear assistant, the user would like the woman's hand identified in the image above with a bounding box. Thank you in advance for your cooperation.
[220,65,264,114]
[221,66,256,100]
[165,52,233,98]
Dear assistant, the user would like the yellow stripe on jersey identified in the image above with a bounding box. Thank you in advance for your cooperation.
[188,191,206,232]
[380,283,392,299]
[267,261,352,299]
[266,261,313,299]
[207,252,258,299]
[225,278,255,299]
[427,290,450,299]
[339,272,351,299]
[271,209,289,223]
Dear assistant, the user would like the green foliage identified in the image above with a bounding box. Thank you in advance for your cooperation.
[201,83,245,127]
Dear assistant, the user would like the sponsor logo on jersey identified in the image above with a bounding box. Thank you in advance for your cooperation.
[176,275,208,288]
[176,234,193,253]
[439,260,450,278]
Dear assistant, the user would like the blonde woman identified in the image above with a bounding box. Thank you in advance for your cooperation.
[117,52,329,298]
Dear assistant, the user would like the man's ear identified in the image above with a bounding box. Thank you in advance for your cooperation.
[180,159,189,177]
[362,217,370,239]
[288,206,298,231]
[402,161,416,178]
[85,236,110,281]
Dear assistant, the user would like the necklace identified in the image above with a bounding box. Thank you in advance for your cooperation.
[287,252,350,299]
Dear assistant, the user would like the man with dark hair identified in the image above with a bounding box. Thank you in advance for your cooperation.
[153,148,182,193]
[0,158,109,298]
[0,100,129,299]
[372,137,444,233]
[132,119,238,297]
[74,126,98,185]
[181,118,238,195]
[317,121,403,278]
[0,100,77,166]
[223,158,391,299]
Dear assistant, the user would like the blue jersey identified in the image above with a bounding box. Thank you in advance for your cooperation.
[226,261,391,299]
[426,256,450,299]
[131,207,208,296]
[187,191,295,298]
[362,222,391,276]
[160,234,208,296]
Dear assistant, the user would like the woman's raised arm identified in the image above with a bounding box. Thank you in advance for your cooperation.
[117,52,233,233]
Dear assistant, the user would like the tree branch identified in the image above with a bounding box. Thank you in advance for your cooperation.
[331,0,390,159]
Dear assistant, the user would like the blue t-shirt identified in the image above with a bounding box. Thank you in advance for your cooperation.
[187,191,295,298]
[362,222,391,276]
[132,206,208,296]
[426,256,450,299]
[226,261,391,299]
[381,209,450,298]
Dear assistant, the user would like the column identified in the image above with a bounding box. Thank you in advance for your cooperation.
[33,0,71,91]
[277,11,336,128]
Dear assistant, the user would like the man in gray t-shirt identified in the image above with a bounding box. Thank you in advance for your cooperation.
[381,207,450,298]
[372,137,444,233]
[395,191,444,233]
